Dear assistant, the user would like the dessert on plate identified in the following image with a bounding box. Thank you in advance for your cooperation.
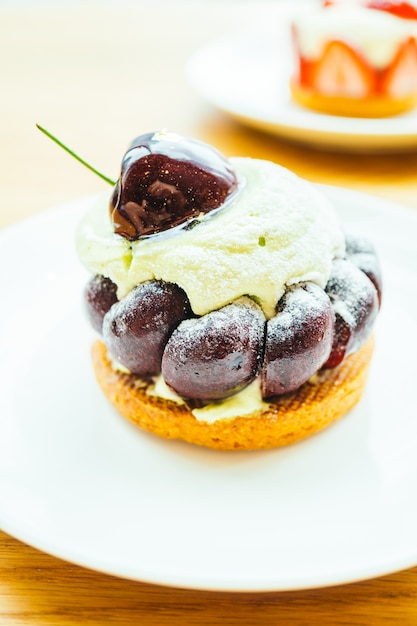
[75,130,382,450]
[291,0,417,117]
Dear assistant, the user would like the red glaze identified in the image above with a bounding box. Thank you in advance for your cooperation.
[367,1,417,20]
[323,0,417,17]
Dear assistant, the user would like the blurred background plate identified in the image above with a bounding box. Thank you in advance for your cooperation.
[186,4,417,153]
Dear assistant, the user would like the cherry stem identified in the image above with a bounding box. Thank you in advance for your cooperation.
[36,124,116,186]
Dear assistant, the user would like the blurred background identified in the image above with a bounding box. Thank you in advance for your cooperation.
[2,0,417,232]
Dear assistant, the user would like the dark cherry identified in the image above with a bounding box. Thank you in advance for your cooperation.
[344,233,382,307]
[324,259,379,369]
[102,280,192,376]
[84,275,118,334]
[161,298,266,401]
[109,131,238,240]
[261,283,335,397]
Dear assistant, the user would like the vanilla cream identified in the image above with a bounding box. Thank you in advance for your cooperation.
[146,375,270,423]
[76,157,345,320]
[293,5,417,69]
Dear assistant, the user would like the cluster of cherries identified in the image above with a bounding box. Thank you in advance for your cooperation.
[84,132,382,402]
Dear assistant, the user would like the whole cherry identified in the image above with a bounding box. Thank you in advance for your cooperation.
[109,130,238,240]
[102,280,192,377]
[162,298,265,401]
[262,283,335,397]
[324,259,379,368]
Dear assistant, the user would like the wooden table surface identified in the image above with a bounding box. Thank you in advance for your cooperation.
[1,2,417,624]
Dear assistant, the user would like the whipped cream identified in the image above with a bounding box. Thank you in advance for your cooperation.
[293,5,417,69]
[76,157,345,320]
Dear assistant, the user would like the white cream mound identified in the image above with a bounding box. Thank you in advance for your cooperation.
[293,5,417,69]
[76,157,345,320]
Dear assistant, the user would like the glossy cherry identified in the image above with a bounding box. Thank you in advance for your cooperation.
[109,131,238,240]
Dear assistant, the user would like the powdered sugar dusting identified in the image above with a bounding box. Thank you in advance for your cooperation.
[325,259,378,354]
[273,282,333,338]
[77,158,345,319]
[262,282,335,396]
[129,158,344,317]
[161,296,266,400]
[169,296,265,359]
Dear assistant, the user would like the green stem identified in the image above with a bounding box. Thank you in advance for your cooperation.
[36,123,116,186]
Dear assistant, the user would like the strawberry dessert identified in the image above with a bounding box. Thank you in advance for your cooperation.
[291,0,417,117]
[75,131,382,450]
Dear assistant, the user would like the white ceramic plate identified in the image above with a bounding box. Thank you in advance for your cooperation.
[0,188,417,592]
[186,3,417,152]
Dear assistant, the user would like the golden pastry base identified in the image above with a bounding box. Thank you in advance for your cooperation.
[91,336,374,451]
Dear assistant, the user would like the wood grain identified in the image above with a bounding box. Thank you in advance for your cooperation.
[1,2,417,624]
[2,532,417,626]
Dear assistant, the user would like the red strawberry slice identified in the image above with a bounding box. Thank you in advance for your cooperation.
[312,41,375,97]
[381,37,417,97]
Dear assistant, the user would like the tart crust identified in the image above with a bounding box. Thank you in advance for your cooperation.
[91,336,374,451]
[290,78,417,118]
